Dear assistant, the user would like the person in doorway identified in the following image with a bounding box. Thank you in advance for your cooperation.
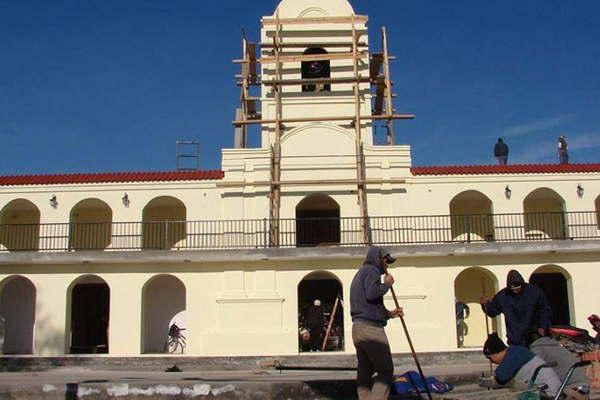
[483,332,561,398]
[455,299,471,347]
[494,137,509,165]
[350,246,404,400]
[528,331,590,400]
[480,270,552,346]
[305,299,325,351]
[558,135,569,164]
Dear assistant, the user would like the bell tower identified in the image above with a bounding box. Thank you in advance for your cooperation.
[233,0,414,245]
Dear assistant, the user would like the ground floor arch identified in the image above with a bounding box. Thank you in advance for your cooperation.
[67,275,110,354]
[297,271,344,352]
[142,274,186,353]
[0,276,36,354]
[454,267,498,348]
[530,265,572,326]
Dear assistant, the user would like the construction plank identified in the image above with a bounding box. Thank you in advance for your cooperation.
[248,42,257,82]
[260,42,367,48]
[262,76,371,86]
[262,15,368,26]
[232,114,415,125]
[234,51,368,64]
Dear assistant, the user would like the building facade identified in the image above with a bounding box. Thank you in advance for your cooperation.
[1,0,600,358]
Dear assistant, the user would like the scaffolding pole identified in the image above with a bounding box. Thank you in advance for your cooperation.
[269,10,283,247]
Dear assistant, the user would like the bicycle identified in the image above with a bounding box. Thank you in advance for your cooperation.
[163,323,186,354]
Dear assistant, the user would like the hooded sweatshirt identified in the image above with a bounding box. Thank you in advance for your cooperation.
[483,270,552,346]
[350,246,392,327]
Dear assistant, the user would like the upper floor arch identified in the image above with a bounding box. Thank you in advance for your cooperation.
[523,188,566,240]
[0,199,40,251]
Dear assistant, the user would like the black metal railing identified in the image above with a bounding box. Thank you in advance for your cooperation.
[0,211,598,252]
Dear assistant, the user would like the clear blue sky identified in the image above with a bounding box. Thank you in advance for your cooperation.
[1,0,599,175]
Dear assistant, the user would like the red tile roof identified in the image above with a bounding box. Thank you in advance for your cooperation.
[411,163,600,176]
[0,170,225,186]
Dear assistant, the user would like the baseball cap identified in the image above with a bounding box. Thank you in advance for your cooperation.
[382,248,396,263]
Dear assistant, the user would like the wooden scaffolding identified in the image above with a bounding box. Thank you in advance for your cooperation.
[233,14,414,246]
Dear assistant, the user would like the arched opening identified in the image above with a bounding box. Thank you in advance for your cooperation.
[298,271,344,352]
[449,191,494,242]
[67,275,110,354]
[142,196,186,250]
[595,195,600,229]
[0,199,40,251]
[142,275,186,354]
[0,276,36,354]
[454,268,498,348]
[296,194,340,247]
[301,48,331,92]
[69,198,112,250]
[523,188,566,240]
[530,265,572,326]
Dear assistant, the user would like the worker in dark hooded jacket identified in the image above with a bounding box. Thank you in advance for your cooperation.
[350,246,403,400]
[480,270,552,346]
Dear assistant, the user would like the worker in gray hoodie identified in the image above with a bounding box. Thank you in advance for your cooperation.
[528,332,590,400]
[350,246,403,400]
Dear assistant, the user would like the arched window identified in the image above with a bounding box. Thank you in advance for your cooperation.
[298,271,344,352]
[523,188,566,240]
[296,194,340,247]
[449,191,494,242]
[302,48,331,92]
[69,198,112,250]
[0,199,40,251]
[142,196,187,250]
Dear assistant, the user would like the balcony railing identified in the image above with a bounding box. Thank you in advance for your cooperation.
[0,211,598,252]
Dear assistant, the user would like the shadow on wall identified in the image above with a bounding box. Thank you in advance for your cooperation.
[34,304,67,357]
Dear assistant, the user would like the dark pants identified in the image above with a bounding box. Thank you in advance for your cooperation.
[352,323,394,400]
[308,325,322,351]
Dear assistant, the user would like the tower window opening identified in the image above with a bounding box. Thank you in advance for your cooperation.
[302,48,331,93]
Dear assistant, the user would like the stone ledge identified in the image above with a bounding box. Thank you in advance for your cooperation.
[0,240,599,265]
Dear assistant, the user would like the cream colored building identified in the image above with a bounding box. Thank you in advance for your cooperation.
[1,0,600,358]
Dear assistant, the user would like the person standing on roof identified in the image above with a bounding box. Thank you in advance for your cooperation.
[494,138,509,165]
[558,135,569,164]
[480,270,552,346]
[350,246,404,400]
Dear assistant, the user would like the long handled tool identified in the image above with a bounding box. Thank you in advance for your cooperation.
[481,278,494,378]
[322,295,341,351]
[383,266,433,400]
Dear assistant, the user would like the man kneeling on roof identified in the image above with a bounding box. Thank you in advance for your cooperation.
[483,332,561,398]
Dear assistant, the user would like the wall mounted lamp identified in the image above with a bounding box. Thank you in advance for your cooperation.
[49,194,58,208]
[122,193,130,207]
[577,184,584,198]
[505,185,512,199]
